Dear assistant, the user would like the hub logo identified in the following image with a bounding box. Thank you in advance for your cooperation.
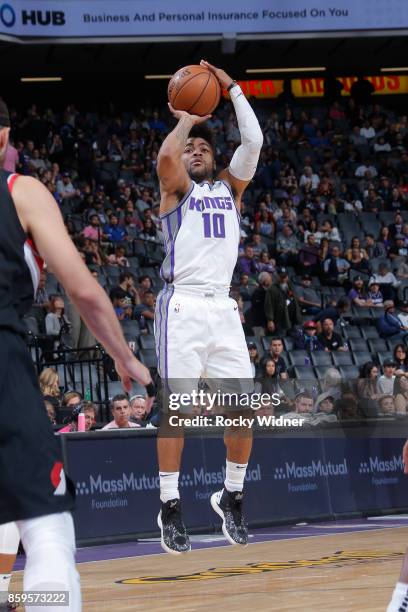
[22,9,65,26]
[274,459,348,480]
[358,455,403,475]
[0,4,15,28]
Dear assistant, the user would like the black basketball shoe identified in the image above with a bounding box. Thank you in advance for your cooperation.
[157,498,191,555]
[210,488,248,546]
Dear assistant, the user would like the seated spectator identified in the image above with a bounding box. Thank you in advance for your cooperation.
[315,297,351,328]
[394,343,408,375]
[62,391,82,411]
[364,233,387,259]
[298,234,320,276]
[134,290,156,329]
[299,165,320,191]
[347,248,370,274]
[283,392,315,424]
[276,224,299,266]
[82,239,104,267]
[261,337,288,380]
[109,287,130,320]
[314,392,338,423]
[101,394,140,429]
[345,237,368,261]
[315,220,341,243]
[139,218,158,242]
[396,260,408,280]
[44,400,57,425]
[264,268,301,334]
[82,214,102,242]
[257,251,275,274]
[389,234,408,261]
[394,376,408,414]
[296,274,321,315]
[356,362,381,416]
[238,273,254,301]
[104,214,127,243]
[369,263,400,301]
[377,300,408,338]
[294,320,322,352]
[45,296,73,349]
[39,367,60,398]
[56,172,80,201]
[107,245,130,267]
[130,395,149,426]
[378,395,396,416]
[318,318,347,351]
[378,360,396,394]
[321,367,343,400]
[250,271,273,329]
[322,245,350,286]
[377,227,392,254]
[250,233,268,257]
[58,401,98,433]
[255,358,286,407]
[348,277,370,307]
[318,237,330,262]
[367,281,384,307]
[388,212,404,239]
[247,342,262,379]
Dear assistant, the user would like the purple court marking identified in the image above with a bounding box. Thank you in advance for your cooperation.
[13,517,408,571]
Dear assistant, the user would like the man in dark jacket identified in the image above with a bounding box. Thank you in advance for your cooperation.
[377,300,408,338]
[264,268,301,334]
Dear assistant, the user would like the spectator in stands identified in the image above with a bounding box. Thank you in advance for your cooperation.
[398,301,408,329]
[257,251,275,275]
[369,263,400,301]
[129,395,148,426]
[262,337,288,380]
[345,237,368,261]
[254,358,287,411]
[45,295,73,349]
[294,391,314,414]
[378,360,397,395]
[264,268,301,334]
[393,376,408,414]
[276,224,299,267]
[39,368,60,398]
[389,234,408,261]
[58,401,98,433]
[107,245,130,267]
[347,248,370,274]
[250,233,268,257]
[315,393,336,417]
[318,237,330,263]
[294,320,322,352]
[296,274,321,315]
[239,274,254,301]
[348,277,370,307]
[104,214,127,243]
[378,395,396,416]
[357,362,381,416]
[62,391,82,410]
[139,218,159,243]
[364,233,387,259]
[82,214,102,242]
[394,344,408,375]
[112,272,140,306]
[318,318,347,352]
[56,172,80,201]
[367,280,384,307]
[299,166,320,191]
[238,245,258,278]
[101,394,140,429]
[250,272,273,329]
[322,245,350,286]
[315,297,350,328]
[315,220,341,244]
[44,400,57,425]
[388,212,404,239]
[377,300,408,338]
[377,227,392,254]
[134,290,155,322]
[247,342,262,379]
[298,235,320,276]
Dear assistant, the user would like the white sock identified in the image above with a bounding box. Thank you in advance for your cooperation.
[224,460,248,492]
[159,472,180,503]
[387,581,408,612]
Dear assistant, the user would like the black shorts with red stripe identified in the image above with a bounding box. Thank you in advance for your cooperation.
[0,330,75,523]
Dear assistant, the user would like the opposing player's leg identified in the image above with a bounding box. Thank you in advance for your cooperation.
[0,522,19,610]
[17,513,80,612]
[206,295,254,546]
[155,288,205,554]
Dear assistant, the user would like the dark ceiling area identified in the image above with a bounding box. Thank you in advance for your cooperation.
[2,34,408,106]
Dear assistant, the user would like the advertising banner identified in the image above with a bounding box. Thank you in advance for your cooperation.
[0,1,407,40]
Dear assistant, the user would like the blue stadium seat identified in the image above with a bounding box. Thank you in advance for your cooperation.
[139,349,158,369]
[377,351,393,366]
[367,338,388,353]
[293,366,317,380]
[352,351,372,366]
[139,334,155,350]
[343,326,362,339]
[387,337,405,351]
[349,338,369,352]
[289,350,309,366]
[338,365,360,379]
[314,366,333,379]
[261,337,271,352]
[332,352,354,366]
[360,326,380,339]
[311,352,333,366]
[282,337,295,351]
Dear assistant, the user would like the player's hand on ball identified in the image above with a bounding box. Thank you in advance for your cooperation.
[200,59,234,90]
[168,103,211,125]
[403,440,408,474]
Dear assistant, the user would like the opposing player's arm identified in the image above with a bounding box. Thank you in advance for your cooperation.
[201,60,263,209]
[157,107,210,215]
[12,176,154,399]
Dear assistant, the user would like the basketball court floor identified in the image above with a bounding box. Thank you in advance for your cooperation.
[11,517,408,611]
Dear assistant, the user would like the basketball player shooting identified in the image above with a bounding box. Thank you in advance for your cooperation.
[0,98,154,611]
[155,60,263,554]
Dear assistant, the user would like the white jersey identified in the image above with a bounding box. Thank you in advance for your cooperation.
[160,180,240,290]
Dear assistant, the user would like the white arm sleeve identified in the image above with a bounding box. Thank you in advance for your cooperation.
[228,84,263,181]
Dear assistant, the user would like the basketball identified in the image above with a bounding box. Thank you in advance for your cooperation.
[168,64,221,116]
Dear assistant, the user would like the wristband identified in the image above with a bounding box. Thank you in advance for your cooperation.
[145,382,156,398]
[227,80,237,92]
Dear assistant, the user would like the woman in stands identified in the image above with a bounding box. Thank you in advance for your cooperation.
[45,295,73,350]
[378,226,393,253]
[345,236,368,261]
[393,376,408,414]
[38,367,60,398]
[394,344,408,376]
[356,362,382,416]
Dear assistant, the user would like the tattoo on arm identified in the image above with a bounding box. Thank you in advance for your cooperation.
[173,116,194,149]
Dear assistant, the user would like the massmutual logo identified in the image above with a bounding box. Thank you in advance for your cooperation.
[359,455,403,486]
[75,464,262,506]
[274,459,348,480]
[0,3,65,29]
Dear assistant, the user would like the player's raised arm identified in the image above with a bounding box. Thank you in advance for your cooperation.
[201,60,263,207]
[157,106,210,214]
[12,176,154,403]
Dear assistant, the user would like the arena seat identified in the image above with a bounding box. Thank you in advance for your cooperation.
[293,366,318,380]
[289,350,309,366]
[349,338,370,352]
[139,334,155,350]
[311,352,333,366]
[338,365,360,379]
[332,352,354,366]
[360,326,380,339]
[367,338,388,353]
[342,326,362,340]
[352,351,372,366]
[139,348,158,369]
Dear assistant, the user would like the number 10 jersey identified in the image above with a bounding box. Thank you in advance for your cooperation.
[160,179,241,291]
